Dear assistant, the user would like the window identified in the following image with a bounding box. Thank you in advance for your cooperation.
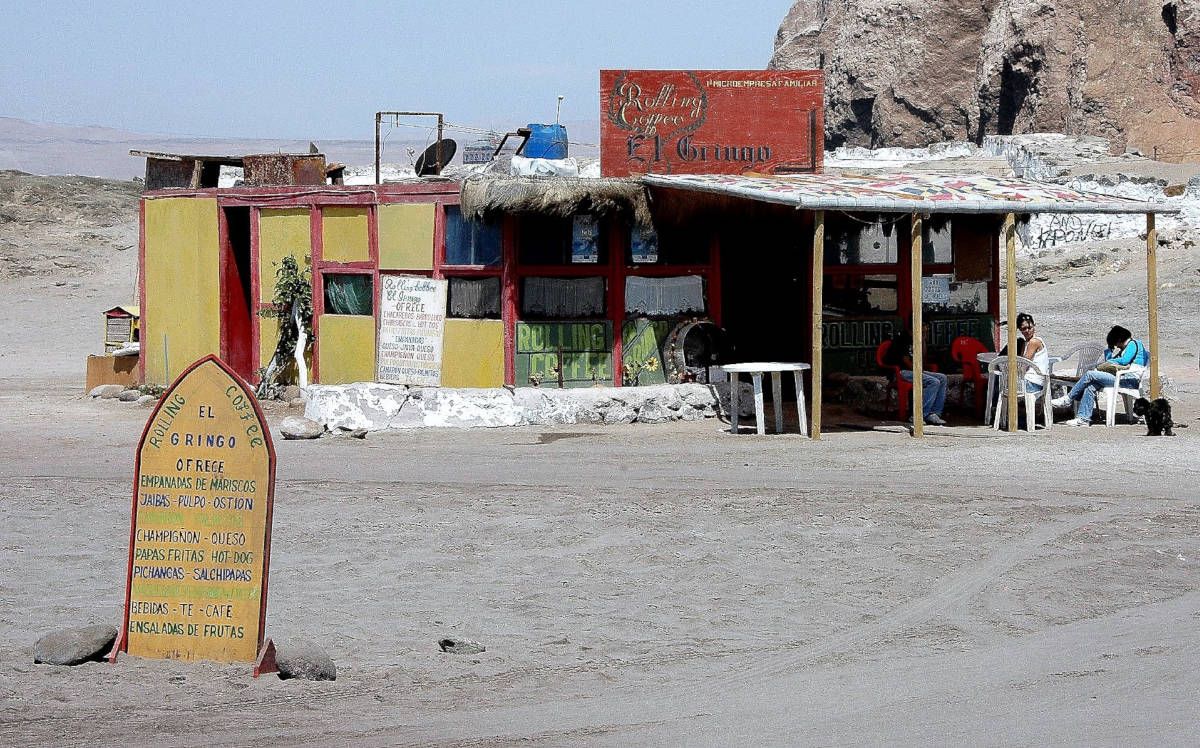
[518,215,608,265]
[624,276,705,316]
[518,215,572,264]
[448,277,501,319]
[444,206,501,266]
[823,274,898,315]
[651,223,710,265]
[923,216,953,264]
[521,277,606,318]
[323,273,373,315]
[826,216,899,265]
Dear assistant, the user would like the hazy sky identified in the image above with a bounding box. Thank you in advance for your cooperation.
[2,1,794,142]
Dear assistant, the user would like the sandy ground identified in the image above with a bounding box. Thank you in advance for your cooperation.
[1,173,1198,745]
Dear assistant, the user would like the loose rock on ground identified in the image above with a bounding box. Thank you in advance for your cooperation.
[33,624,117,666]
[439,638,486,655]
[274,640,336,681]
[279,415,324,440]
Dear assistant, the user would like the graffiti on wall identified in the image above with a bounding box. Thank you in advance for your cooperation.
[1033,214,1113,248]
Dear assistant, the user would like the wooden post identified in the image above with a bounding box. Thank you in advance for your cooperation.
[811,211,824,440]
[910,213,924,437]
[1004,213,1019,432]
[1147,212,1160,399]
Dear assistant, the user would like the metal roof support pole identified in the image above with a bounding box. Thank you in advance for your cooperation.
[811,210,824,440]
[1004,213,1019,433]
[436,114,445,173]
[1147,213,1160,399]
[374,112,382,185]
[910,212,924,437]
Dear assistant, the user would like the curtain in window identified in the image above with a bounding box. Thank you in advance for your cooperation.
[624,275,705,315]
[449,277,501,318]
[522,277,605,317]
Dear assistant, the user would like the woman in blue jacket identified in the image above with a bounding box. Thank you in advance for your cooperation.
[1051,325,1149,426]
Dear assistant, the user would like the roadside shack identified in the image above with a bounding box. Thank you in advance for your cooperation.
[130,68,1178,436]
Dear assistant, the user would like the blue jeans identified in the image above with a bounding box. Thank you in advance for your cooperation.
[1068,370,1139,421]
[901,370,948,417]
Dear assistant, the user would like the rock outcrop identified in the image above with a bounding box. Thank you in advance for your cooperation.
[770,0,1200,158]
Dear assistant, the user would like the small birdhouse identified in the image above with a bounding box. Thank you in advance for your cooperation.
[103,305,140,353]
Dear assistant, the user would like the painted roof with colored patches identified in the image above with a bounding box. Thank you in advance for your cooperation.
[642,172,1179,214]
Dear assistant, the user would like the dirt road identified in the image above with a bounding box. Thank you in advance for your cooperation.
[1,389,1197,745]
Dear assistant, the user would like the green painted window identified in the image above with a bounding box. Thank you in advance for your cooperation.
[323,273,373,315]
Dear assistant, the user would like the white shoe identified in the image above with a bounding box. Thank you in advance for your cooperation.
[1063,417,1090,426]
[925,413,946,426]
[1051,395,1071,409]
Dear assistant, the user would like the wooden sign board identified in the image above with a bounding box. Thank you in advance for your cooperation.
[819,315,995,374]
[600,69,824,177]
[377,275,448,387]
[514,321,613,387]
[115,355,275,663]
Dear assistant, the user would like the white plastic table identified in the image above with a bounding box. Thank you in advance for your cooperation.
[721,362,810,436]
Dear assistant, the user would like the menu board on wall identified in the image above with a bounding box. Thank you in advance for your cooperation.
[377,275,448,387]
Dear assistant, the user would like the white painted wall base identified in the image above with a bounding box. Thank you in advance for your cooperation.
[304,382,754,431]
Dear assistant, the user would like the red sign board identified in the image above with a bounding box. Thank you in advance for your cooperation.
[600,69,824,177]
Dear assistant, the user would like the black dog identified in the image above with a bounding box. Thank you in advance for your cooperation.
[1133,397,1174,436]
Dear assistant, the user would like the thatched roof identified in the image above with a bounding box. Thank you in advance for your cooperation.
[459,176,652,226]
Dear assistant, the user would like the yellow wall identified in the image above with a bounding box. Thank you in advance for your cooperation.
[258,208,311,303]
[441,319,504,388]
[317,315,376,384]
[321,207,370,263]
[259,316,282,370]
[378,203,435,270]
[143,197,221,385]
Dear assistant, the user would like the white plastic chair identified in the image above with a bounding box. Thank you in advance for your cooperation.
[1049,343,1107,390]
[988,355,1052,431]
[1049,342,1107,418]
[1100,368,1146,427]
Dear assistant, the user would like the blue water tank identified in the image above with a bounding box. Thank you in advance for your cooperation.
[524,123,568,159]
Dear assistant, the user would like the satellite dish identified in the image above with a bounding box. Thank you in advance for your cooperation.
[414,138,458,176]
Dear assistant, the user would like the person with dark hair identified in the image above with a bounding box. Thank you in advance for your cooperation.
[1051,324,1149,425]
[1015,313,1049,394]
[885,324,949,426]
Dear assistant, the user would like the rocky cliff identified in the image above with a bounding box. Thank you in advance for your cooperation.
[770,0,1200,158]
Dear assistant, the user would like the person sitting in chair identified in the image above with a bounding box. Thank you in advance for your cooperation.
[1014,312,1049,395]
[886,325,949,426]
[1051,324,1148,426]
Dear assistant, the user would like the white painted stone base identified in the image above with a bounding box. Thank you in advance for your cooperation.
[304,382,753,431]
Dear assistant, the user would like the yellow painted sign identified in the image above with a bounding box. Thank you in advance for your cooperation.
[119,356,275,663]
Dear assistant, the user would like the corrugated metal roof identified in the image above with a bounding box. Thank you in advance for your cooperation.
[642,172,1180,214]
